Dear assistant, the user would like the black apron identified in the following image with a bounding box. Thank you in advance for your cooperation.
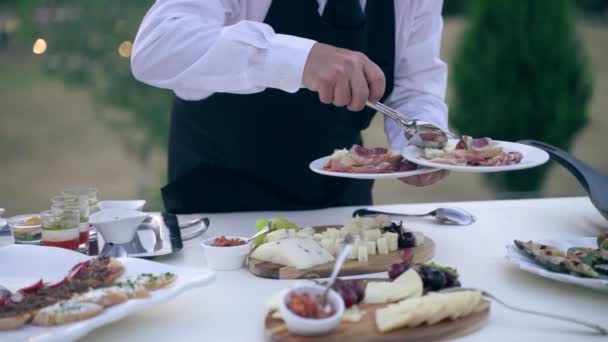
[162,0,395,213]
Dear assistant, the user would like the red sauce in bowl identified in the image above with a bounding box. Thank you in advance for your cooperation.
[211,236,246,247]
[287,292,335,319]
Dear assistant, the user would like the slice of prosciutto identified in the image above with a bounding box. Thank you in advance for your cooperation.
[324,145,418,174]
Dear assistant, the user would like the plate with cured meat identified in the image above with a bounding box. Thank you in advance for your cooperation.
[401,136,549,173]
[309,145,439,179]
[0,244,215,342]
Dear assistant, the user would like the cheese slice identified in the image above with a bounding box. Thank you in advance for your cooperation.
[363,268,423,304]
[375,291,484,333]
[265,229,289,242]
[249,237,335,269]
[342,305,366,322]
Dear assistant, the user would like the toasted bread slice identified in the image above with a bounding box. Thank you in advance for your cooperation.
[0,312,32,330]
[135,272,177,290]
[32,301,103,326]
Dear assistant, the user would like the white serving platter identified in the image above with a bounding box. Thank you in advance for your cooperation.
[0,244,215,342]
[402,140,550,173]
[309,156,439,180]
[506,237,608,293]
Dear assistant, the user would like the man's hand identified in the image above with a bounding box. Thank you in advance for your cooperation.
[302,43,385,112]
[399,170,450,187]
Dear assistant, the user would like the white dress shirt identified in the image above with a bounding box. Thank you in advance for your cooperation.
[131,0,448,151]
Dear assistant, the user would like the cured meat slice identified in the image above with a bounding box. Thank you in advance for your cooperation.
[324,145,418,174]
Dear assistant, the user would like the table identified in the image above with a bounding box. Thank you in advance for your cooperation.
[2,197,607,341]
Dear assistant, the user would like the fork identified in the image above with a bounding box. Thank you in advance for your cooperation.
[366,101,457,149]
[440,287,607,335]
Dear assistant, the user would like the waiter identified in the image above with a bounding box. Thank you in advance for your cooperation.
[131,0,449,213]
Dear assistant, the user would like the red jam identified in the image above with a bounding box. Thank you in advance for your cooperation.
[43,238,79,251]
[287,292,335,319]
[211,236,246,247]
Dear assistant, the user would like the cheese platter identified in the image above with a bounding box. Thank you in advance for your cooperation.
[264,264,490,341]
[247,216,435,279]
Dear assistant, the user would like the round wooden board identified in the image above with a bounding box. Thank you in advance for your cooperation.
[248,226,435,279]
[265,303,490,342]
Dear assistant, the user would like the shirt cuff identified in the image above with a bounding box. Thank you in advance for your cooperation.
[262,34,316,93]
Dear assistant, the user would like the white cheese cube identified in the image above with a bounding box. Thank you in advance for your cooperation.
[347,240,360,260]
[377,237,389,255]
[363,229,382,241]
[265,229,288,242]
[384,232,399,252]
[325,228,339,239]
[365,241,377,255]
[358,246,368,262]
[312,233,324,240]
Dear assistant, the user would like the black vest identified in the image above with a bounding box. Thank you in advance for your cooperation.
[162,0,395,213]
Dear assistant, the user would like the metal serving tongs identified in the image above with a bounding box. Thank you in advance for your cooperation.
[440,287,607,335]
[366,101,457,149]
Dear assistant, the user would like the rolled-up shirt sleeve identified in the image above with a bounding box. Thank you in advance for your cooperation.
[383,0,448,152]
[130,0,316,100]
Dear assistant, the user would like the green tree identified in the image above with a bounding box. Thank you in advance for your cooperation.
[451,0,592,194]
[18,0,170,198]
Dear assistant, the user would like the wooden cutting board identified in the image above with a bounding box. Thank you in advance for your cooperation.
[265,302,490,342]
[248,226,435,279]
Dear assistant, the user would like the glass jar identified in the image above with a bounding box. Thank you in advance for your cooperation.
[41,209,80,250]
[63,187,99,213]
[52,194,90,246]
[8,214,42,244]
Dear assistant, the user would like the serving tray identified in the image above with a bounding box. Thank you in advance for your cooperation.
[248,225,435,279]
[265,278,490,342]
[88,213,209,258]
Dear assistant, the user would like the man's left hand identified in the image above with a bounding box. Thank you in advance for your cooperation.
[399,170,450,187]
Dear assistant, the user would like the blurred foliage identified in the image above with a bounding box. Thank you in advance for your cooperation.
[451,0,592,193]
[443,0,608,19]
[16,0,171,163]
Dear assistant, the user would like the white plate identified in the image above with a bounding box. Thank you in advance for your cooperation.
[402,140,550,173]
[506,237,608,293]
[309,156,439,180]
[0,245,215,342]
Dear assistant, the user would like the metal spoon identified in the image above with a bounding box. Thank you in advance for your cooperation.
[320,233,355,311]
[440,287,607,335]
[246,219,272,244]
[366,101,456,149]
[352,208,476,226]
[103,245,128,258]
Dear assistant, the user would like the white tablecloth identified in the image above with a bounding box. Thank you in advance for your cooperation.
[2,197,607,341]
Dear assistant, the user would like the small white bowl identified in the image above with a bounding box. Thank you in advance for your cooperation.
[200,236,251,271]
[90,209,148,244]
[97,200,146,211]
[279,284,344,336]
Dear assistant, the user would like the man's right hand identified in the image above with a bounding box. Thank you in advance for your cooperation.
[302,43,386,112]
